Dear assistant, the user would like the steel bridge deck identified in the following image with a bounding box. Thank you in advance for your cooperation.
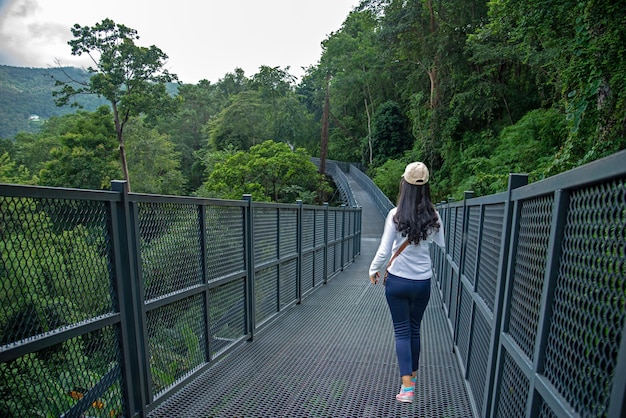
[149,173,474,417]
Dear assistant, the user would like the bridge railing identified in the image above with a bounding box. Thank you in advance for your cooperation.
[432,149,626,418]
[0,182,361,418]
[310,158,358,207]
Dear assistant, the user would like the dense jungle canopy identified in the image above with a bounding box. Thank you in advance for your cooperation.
[1,0,624,203]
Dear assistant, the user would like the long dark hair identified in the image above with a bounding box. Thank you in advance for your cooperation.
[393,178,440,244]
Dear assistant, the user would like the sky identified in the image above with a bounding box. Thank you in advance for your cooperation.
[0,0,360,84]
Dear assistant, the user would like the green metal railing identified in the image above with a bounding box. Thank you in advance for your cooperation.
[0,183,361,417]
[432,149,626,418]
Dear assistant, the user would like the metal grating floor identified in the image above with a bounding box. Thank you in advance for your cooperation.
[148,174,474,418]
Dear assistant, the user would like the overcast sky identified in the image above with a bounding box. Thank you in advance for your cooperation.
[0,0,359,84]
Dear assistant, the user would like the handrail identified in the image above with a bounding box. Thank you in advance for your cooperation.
[349,164,394,217]
[0,184,361,417]
[310,157,358,207]
[431,149,626,418]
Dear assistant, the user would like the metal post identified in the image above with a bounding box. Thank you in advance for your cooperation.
[198,203,211,361]
[526,189,570,417]
[276,207,281,314]
[296,200,303,304]
[487,174,528,418]
[243,194,255,341]
[323,202,329,284]
[453,191,474,347]
[110,180,148,417]
[341,205,346,270]
[445,198,455,310]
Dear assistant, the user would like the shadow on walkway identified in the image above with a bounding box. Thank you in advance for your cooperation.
[149,172,474,417]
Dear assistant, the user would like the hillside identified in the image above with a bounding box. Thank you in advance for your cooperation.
[0,65,109,139]
[0,65,179,140]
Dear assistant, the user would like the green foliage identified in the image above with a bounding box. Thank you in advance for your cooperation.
[371,159,406,203]
[0,152,38,185]
[467,0,626,175]
[371,100,414,167]
[156,80,225,193]
[124,117,186,195]
[53,18,179,190]
[494,108,566,174]
[199,140,328,204]
[2,0,625,200]
[207,90,269,151]
[37,107,122,189]
[314,0,624,199]
[206,69,318,155]
[440,108,567,198]
[12,131,61,176]
[318,8,391,164]
[0,65,109,139]
[149,314,203,394]
[0,198,119,417]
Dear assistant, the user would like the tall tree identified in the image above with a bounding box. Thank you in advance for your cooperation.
[318,8,389,164]
[320,74,330,174]
[53,18,178,191]
[250,66,317,151]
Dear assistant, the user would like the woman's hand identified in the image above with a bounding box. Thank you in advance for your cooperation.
[369,272,380,285]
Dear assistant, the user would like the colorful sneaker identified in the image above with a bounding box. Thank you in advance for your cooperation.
[411,376,417,387]
[396,385,414,403]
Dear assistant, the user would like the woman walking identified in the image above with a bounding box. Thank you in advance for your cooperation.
[368,161,445,403]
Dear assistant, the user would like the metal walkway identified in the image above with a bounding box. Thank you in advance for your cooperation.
[149,172,474,417]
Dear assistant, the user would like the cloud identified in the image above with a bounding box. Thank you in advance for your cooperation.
[0,0,90,68]
[0,0,359,83]
[7,0,38,18]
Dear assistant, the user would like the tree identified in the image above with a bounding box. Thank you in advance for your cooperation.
[207,90,269,151]
[12,131,60,177]
[0,152,37,185]
[53,18,178,191]
[124,117,186,195]
[198,140,328,204]
[249,66,317,152]
[318,8,389,164]
[370,100,414,167]
[156,80,223,192]
[38,107,121,189]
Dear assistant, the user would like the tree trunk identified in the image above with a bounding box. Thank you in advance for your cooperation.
[112,102,131,191]
[364,97,373,164]
[425,0,439,110]
[320,74,330,175]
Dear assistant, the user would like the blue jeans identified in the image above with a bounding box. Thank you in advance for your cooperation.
[385,273,431,377]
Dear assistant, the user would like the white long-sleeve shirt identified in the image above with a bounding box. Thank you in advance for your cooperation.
[369,207,445,280]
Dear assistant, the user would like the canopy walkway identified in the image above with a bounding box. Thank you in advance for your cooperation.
[147,170,474,417]
[1,150,624,417]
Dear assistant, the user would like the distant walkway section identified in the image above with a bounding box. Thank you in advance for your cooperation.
[149,171,474,417]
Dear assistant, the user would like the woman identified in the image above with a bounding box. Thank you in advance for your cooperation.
[368,161,445,403]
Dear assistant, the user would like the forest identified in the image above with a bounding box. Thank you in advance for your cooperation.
[0,0,624,204]
[1,2,625,415]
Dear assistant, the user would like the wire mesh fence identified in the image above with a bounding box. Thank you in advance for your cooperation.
[0,183,361,417]
[431,149,626,418]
